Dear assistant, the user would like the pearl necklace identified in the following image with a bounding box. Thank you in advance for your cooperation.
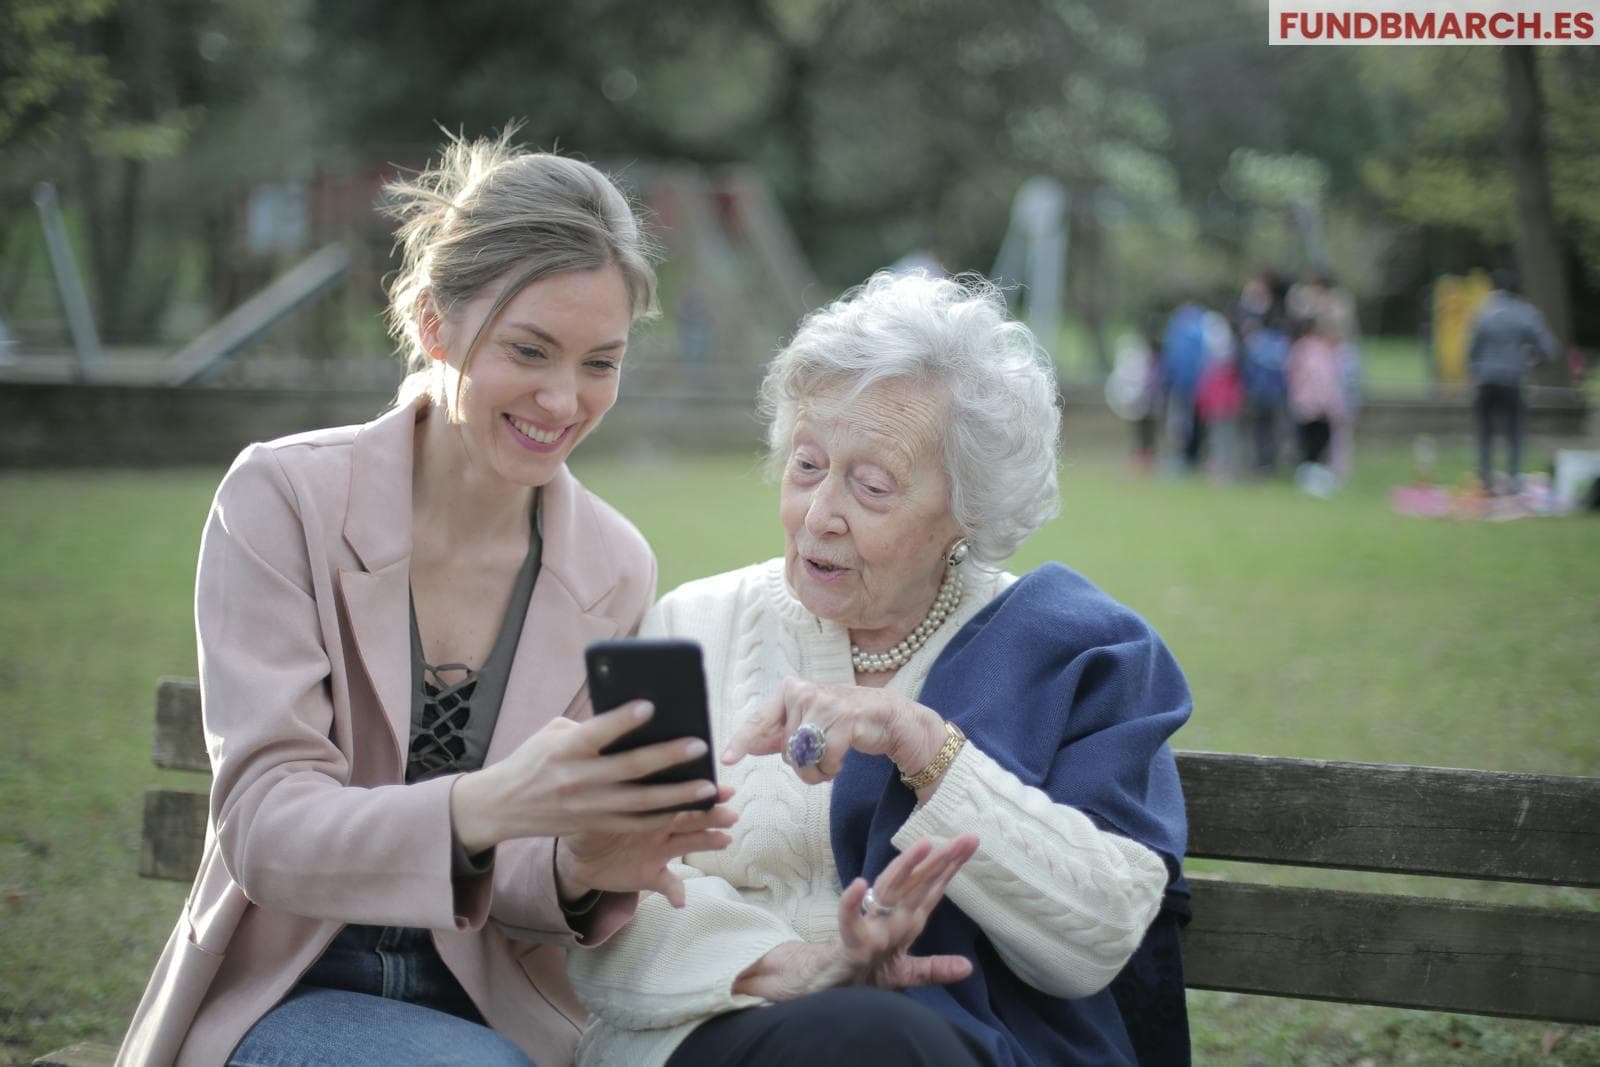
[850,566,964,674]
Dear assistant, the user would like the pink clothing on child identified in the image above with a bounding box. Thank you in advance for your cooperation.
[1196,362,1243,421]
[1287,336,1346,423]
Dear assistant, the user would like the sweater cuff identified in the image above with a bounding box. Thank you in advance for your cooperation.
[893,742,986,847]
[567,891,797,1029]
[573,924,790,1028]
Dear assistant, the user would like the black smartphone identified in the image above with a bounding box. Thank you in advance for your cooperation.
[585,638,716,812]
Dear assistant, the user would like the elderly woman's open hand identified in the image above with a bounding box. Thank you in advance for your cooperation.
[836,835,979,988]
[731,835,978,1002]
[722,677,948,786]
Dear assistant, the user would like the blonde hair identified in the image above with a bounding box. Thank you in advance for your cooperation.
[383,128,658,399]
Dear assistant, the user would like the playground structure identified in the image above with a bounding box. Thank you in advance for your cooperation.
[8,162,814,388]
[1,167,1591,468]
[0,161,823,462]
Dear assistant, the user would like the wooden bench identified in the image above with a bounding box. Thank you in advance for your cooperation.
[34,678,1600,1065]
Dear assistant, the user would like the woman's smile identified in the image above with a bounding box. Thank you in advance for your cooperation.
[504,412,571,451]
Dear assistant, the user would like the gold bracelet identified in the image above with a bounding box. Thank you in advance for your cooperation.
[899,720,966,792]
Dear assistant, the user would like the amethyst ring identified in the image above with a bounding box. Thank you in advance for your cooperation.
[785,722,828,770]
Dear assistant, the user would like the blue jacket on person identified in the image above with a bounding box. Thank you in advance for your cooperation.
[1161,305,1209,400]
[1242,327,1290,404]
[831,563,1193,1067]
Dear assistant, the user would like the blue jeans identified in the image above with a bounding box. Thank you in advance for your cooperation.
[229,925,535,1067]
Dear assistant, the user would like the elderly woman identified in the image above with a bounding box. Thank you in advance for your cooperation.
[568,272,1191,1067]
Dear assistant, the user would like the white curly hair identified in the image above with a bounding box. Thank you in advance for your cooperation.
[759,271,1062,565]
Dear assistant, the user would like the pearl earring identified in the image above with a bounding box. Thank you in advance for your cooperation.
[946,538,970,568]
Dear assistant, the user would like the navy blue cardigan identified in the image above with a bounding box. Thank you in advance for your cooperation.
[830,563,1192,1067]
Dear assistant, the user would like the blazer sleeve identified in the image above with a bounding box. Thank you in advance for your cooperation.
[199,445,474,930]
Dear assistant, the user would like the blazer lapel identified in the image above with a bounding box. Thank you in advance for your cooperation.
[485,466,623,762]
[339,398,424,768]
[485,575,620,762]
[340,561,414,767]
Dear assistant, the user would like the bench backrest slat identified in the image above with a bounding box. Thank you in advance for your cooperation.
[139,788,208,882]
[152,677,208,772]
[1185,879,1600,1025]
[1178,751,1600,887]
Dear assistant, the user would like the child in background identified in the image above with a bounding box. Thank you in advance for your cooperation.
[1161,297,1210,474]
[1195,324,1243,483]
[1241,309,1291,475]
[1332,339,1363,481]
[1105,325,1164,473]
[1286,315,1347,494]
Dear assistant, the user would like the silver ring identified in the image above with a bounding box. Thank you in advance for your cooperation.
[860,885,895,918]
[785,722,827,769]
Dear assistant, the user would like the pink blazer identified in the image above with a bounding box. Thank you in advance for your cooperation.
[118,397,656,1066]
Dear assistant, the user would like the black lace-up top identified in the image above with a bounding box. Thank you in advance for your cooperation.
[406,494,543,785]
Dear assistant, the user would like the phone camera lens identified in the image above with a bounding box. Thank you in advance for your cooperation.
[596,660,611,678]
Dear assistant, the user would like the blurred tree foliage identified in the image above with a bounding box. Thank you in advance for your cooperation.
[5,0,1597,352]
[2,0,315,340]
[0,0,119,149]
[1356,49,1600,273]
[1357,47,1598,351]
[305,0,1170,284]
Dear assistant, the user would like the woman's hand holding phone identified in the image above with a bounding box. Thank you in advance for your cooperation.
[556,780,737,908]
[449,701,735,868]
[450,638,733,904]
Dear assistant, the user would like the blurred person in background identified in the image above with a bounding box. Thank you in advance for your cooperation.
[1467,266,1558,494]
[118,132,736,1067]
[1195,309,1242,482]
[1286,313,1348,495]
[1288,268,1361,480]
[1235,270,1291,476]
[568,272,1193,1067]
[1104,310,1165,473]
[1240,306,1291,477]
[1234,267,1277,335]
[1287,267,1358,345]
[1160,293,1210,474]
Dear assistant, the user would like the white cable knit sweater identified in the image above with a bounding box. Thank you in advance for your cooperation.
[566,559,1169,1067]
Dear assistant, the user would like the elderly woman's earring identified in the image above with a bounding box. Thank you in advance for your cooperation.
[946,537,971,568]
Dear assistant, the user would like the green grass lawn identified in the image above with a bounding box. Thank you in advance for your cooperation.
[2,444,1596,1065]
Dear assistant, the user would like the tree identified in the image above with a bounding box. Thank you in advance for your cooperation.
[304,0,1169,291]
[0,0,118,316]
[0,0,119,150]
[1501,46,1572,371]
[1352,46,1598,366]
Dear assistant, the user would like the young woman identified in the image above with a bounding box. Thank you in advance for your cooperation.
[119,133,735,1067]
